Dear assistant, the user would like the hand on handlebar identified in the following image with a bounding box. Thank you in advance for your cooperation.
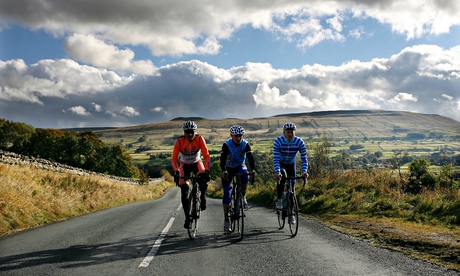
[302,172,309,186]
[251,170,256,185]
[221,171,228,181]
[303,172,309,180]
[174,170,180,186]
[275,173,283,182]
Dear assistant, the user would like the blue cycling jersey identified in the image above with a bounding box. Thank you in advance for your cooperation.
[224,139,249,168]
[273,135,308,174]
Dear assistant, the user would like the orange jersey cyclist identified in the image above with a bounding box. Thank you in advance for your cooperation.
[171,121,211,229]
[220,125,256,232]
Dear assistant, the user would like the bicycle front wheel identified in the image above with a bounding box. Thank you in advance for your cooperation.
[288,193,299,237]
[235,193,244,241]
[277,205,285,229]
[187,193,199,239]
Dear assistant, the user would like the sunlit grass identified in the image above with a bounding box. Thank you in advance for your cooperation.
[0,163,174,236]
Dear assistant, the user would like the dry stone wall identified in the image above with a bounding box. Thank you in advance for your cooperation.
[0,150,140,184]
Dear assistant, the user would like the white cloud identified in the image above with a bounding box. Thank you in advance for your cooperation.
[253,82,314,108]
[120,106,140,117]
[1,44,460,127]
[69,106,90,116]
[1,0,459,59]
[65,34,157,75]
[91,102,102,112]
[390,92,418,103]
[0,59,133,104]
[441,94,454,100]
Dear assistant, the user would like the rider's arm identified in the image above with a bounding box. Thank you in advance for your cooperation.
[199,135,211,171]
[273,137,281,174]
[244,143,256,171]
[220,143,229,172]
[298,137,308,174]
[171,138,181,172]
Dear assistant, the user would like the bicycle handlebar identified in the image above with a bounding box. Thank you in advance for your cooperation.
[226,172,255,185]
[282,176,307,187]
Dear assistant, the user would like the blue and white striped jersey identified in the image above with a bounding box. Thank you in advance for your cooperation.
[273,135,308,174]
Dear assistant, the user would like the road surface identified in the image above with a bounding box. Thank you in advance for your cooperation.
[0,188,456,275]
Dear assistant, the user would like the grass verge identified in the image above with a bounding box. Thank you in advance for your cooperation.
[0,163,175,236]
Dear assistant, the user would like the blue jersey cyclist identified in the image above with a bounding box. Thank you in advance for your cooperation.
[273,122,308,223]
[220,125,256,233]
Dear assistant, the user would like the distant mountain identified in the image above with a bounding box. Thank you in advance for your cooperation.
[91,110,460,147]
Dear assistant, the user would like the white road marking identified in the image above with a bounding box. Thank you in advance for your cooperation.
[139,204,182,268]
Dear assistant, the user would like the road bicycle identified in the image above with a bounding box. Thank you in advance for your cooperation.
[226,172,254,241]
[276,169,306,237]
[181,175,202,240]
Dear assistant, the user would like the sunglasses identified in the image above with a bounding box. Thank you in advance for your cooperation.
[185,130,195,134]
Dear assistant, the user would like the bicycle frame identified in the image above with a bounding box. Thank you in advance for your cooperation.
[227,172,252,241]
[276,172,306,237]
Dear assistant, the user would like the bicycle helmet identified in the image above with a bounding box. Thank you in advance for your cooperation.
[283,122,296,131]
[182,120,197,131]
[229,125,245,135]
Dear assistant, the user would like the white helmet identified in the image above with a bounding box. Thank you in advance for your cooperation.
[283,122,296,131]
[182,121,197,130]
[229,125,245,135]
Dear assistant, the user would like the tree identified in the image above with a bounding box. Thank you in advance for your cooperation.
[406,158,435,193]
[0,121,35,152]
[309,135,331,178]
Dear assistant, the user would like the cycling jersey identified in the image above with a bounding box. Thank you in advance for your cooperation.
[171,135,211,171]
[220,138,255,204]
[220,139,254,170]
[273,135,308,174]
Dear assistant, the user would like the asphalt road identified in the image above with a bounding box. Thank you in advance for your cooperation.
[0,188,457,276]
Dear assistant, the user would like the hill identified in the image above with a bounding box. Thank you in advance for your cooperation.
[92,110,460,158]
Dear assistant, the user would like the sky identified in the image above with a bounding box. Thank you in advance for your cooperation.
[1,0,460,129]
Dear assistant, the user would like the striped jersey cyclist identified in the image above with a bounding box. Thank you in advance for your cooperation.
[220,125,256,233]
[273,122,309,225]
[171,121,211,229]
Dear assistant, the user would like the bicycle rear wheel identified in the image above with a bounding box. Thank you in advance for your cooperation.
[187,191,199,239]
[288,193,299,237]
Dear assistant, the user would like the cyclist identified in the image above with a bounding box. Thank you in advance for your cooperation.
[273,122,308,225]
[172,121,211,229]
[220,125,256,232]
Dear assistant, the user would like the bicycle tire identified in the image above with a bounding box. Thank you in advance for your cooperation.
[236,193,244,241]
[230,192,239,234]
[288,192,299,237]
[277,193,285,229]
[187,188,200,239]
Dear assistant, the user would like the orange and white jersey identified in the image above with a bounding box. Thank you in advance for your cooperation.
[171,135,211,171]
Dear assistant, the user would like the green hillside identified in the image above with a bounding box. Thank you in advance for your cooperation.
[92,110,460,168]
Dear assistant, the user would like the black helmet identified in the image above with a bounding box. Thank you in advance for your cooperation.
[182,121,197,131]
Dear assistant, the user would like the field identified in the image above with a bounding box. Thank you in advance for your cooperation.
[89,110,460,172]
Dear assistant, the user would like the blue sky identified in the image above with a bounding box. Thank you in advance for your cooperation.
[1,0,460,128]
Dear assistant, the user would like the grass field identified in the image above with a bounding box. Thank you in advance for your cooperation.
[91,110,460,174]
